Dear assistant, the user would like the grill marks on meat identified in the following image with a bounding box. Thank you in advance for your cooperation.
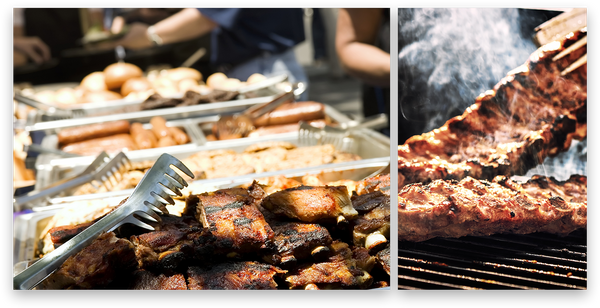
[398,30,587,188]
[265,222,333,267]
[351,191,391,251]
[38,177,391,289]
[187,261,285,290]
[284,241,373,289]
[397,176,587,242]
[195,186,275,256]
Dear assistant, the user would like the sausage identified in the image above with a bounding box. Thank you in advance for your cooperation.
[57,120,131,146]
[167,126,190,145]
[253,101,326,127]
[157,136,178,147]
[130,122,157,149]
[150,116,170,139]
[61,134,138,156]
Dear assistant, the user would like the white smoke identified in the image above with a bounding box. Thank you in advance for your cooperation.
[398,8,538,131]
[398,8,587,179]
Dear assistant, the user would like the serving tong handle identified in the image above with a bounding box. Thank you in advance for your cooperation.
[13,153,194,290]
[12,151,123,212]
[13,93,74,118]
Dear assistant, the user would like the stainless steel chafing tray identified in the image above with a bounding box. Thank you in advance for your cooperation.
[34,104,389,188]
[24,95,276,132]
[19,74,288,123]
[13,159,389,265]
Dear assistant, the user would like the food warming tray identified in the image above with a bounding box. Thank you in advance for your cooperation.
[13,158,390,265]
[33,105,390,196]
[20,74,288,123]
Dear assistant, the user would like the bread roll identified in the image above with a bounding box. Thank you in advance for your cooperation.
[121,77,152,96]
[80,72,108,92]
[103,62,143,90]
[246,73,266,84]
[166,67,202,83]
[81,90,123,103]
[206,72,228,89]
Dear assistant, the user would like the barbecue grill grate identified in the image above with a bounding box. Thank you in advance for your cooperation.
[398,229,587,290]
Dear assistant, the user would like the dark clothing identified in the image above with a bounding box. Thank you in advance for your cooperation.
[197,8,305,70]
[361,8,390,136]
[23,9,82,58]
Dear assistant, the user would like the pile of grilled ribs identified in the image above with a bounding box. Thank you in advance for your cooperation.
[398,29,587,242]
[38,175,391,290]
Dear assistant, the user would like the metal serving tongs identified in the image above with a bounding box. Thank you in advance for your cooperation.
[213,82,305,139]
[13,151,127,212]
[13,153,194,290]
[13,93,85,119]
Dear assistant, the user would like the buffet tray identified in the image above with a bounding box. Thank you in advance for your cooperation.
[21,74,288,123]
[13,158,390,265]
[34,105,388,190]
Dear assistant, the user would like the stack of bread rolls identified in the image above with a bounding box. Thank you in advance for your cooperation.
[29,63,268,106]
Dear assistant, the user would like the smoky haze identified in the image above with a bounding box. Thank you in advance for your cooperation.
[397,8,586,179]
[398,8,538,134]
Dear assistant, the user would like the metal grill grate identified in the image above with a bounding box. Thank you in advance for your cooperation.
[398,229,587,289]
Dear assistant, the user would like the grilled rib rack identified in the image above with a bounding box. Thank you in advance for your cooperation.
[398,229,586,290]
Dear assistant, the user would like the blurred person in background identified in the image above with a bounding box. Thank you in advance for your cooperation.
[13,8,110,83]
[336,8,390,136]
[112,8,308,98]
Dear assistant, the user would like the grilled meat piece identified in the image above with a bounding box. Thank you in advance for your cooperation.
[261,186,357,225]
[265,222,333,267]
[376,246,390,275]
[398,30,587,188]
[131,215,207,272]
[498,174,587,203]
[39,232,137,289]
[194,186,275,256]
[356,173,391,196]
[284,241,373,289]
[130,270,188,290]
[351,191,390,251]
[398,176,587,242]
[187,261,285,290]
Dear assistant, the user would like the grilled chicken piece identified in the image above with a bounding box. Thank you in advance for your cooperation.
[284,241,373,289]
[398,176,587,242]
[351,191,390,251]
[192,185,275,256]
[39,232,137,289]
[261,186,358,225]
[398,30,587,189]
[265,222,333,267]
[130,270,188,290]
[187,261,285,290]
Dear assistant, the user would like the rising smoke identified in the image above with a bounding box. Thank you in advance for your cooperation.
[397,8,587,179]
[398,8,538,133]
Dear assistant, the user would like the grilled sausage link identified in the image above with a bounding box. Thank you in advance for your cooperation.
[57,120,131,146]
[253,101,325,127]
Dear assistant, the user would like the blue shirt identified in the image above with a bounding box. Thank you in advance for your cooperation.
[197,8,305,69]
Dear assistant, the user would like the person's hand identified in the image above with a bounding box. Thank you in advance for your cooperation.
[114,22,153,50]
[13,36,51,65]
